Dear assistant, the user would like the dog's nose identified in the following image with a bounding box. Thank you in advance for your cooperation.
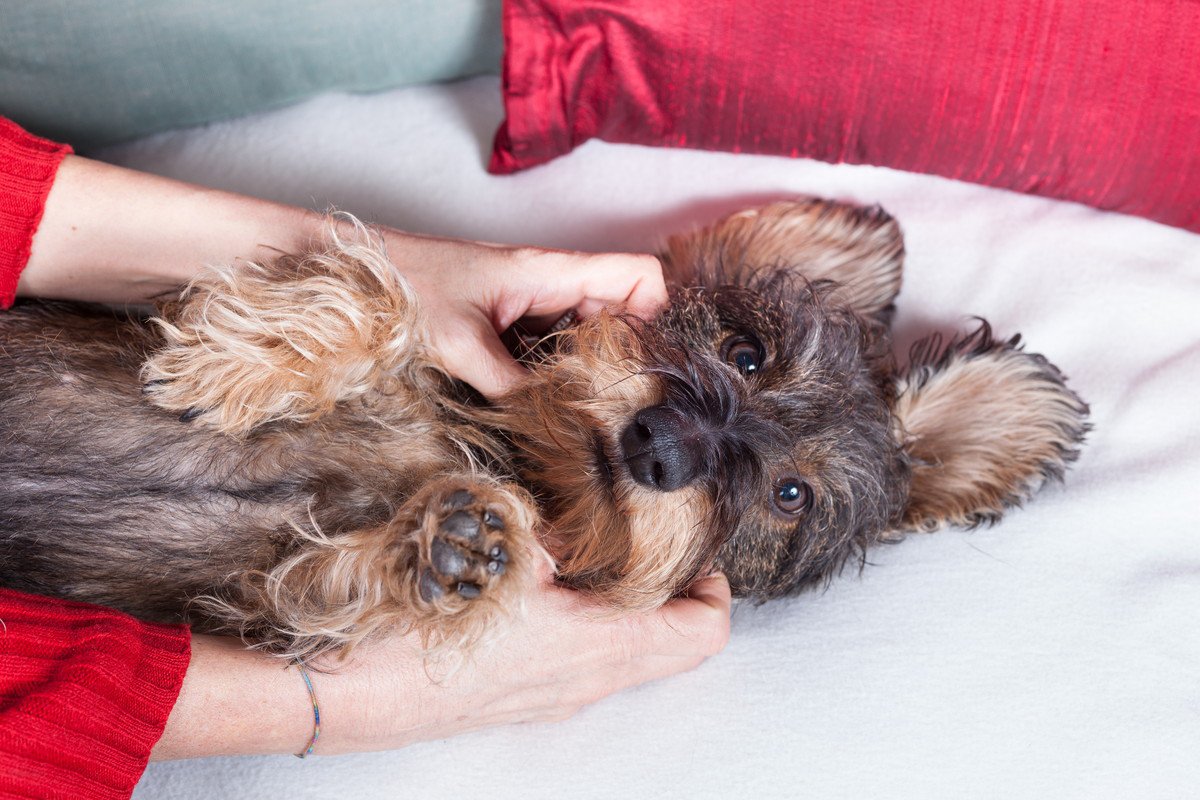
[619,405,703,491]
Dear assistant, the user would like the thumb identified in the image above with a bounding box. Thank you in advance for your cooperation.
[652,572,732,658]
[443,321,528,400]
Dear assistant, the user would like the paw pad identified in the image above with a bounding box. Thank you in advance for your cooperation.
[418,489,512,604]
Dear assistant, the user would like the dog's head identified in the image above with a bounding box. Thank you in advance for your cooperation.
[497,199,1089,608]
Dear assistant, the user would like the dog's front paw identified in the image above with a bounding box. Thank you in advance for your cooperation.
[141,236,424,436]
[140,371,213,426]
[420,489,511,602]
[413,479,538,614]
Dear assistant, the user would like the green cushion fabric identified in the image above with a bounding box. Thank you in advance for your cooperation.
[0,0,502,151]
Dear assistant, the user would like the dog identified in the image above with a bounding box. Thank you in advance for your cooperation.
[0,198,1089,661]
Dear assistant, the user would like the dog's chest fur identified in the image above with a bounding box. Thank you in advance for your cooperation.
[0,303,472,620]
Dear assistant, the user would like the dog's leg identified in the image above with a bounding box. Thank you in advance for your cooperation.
[195,474,541,661]
[143,228,427,435]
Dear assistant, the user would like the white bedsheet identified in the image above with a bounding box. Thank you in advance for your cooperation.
[101,76,1200,800]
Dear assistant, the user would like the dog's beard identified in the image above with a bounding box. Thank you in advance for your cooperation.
[485,313,722,608]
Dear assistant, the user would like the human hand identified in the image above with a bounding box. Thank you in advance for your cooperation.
[380,230,668,399]
[318,568,731,752]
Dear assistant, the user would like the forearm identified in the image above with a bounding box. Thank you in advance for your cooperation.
[152,631,494,760]
[151,635,317,760]
[19,154,325,304]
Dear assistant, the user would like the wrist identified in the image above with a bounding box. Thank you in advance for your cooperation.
[306,639,425,755]
[151,635,314,760]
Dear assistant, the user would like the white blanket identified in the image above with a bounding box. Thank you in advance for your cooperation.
[103,76,1200,800]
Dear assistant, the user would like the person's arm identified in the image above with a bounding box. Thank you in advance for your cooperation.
[152,572,730,759]
[20,153,667,398]
[0,575,728,773]
[19,154,316,306]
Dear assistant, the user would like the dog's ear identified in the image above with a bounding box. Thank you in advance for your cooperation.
[661,198,904,318]
[891,324,1090,533]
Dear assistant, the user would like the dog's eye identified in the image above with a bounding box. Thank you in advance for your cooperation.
[772,477,813,516]
[721,335,765,375]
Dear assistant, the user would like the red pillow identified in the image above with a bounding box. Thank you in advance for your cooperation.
[490,0,1200,233]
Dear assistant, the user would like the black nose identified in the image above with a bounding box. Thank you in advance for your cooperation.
[619,405,703,491]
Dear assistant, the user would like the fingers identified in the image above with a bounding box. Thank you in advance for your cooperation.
[681,571,734,614]
[551,572,732,669]
[530,549,558,584]
[429,253,667,399]
[572,252,669,321]
[398,237,668,399]
[583,573,732,695]
[651,572,733,658]
[621,254,670,319]
[513,250,668,324]
[433,319,528,400]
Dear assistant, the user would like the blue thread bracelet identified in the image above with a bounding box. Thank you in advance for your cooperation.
[293,660,321,758]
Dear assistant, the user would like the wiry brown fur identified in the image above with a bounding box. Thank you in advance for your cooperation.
[144,224,429,436]
[476,313,721,609]
[0,199,1089,660]
[663,199,905,318]
[0,227,538,662]
[892,325,1090,533]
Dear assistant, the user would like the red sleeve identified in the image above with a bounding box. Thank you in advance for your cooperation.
[0,118,73,309]
[0,588,191,800]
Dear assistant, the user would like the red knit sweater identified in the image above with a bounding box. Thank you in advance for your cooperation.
[0,117,70,308]
[0,119,192,799]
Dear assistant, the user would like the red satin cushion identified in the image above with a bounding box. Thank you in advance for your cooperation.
[490,0,1200,233]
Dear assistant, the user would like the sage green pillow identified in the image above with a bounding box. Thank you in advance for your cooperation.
[0,0,502,151]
